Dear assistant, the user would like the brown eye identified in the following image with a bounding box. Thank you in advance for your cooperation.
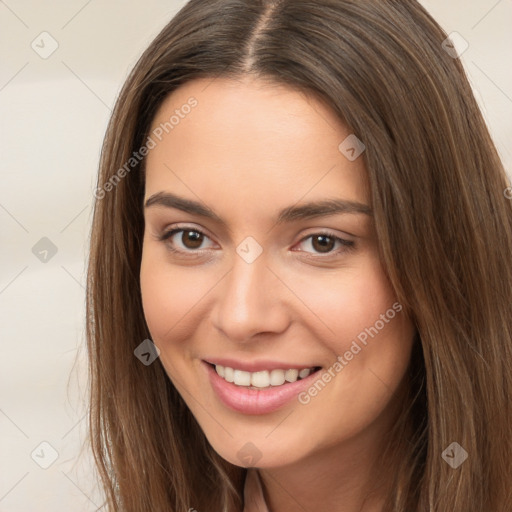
[180,230,204,249]
[159,227,214,254]
[311,235,336,253]
[295,232,355,257]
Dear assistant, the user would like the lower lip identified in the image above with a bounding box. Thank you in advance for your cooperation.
[203,361,321,415]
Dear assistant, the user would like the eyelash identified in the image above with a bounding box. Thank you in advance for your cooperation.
[157,225,355,259]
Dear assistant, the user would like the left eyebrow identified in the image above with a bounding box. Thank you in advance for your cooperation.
[275,198,372,224]
[144,191,372,226]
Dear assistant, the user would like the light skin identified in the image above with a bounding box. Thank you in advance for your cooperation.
[140,76,416,511]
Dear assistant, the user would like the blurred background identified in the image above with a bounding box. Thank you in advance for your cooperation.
[1,0,511,510]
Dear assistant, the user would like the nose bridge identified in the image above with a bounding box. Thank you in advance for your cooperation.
[213,247,288,341]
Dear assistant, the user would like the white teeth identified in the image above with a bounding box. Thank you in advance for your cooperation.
[298,368,311,379]
[251,370,270,388]
[285,369,299,382]
[214,364,316,388]
[269,369,285,386]
[233,370,251,386]
[224,366,234,383]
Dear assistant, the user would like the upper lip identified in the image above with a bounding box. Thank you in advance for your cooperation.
[204,358,321,373]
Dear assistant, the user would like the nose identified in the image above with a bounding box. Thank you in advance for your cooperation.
[211,250,291,343]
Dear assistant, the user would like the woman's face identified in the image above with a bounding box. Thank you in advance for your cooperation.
[140,76,415,469]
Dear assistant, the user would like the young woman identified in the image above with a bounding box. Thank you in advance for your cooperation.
[86,1,512,510]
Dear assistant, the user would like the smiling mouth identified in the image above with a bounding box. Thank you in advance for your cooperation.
[207,363,322,389]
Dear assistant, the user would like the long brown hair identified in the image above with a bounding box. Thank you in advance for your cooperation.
[86,1,512,510]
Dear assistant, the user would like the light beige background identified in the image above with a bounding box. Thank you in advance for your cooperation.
[1,1,511,510]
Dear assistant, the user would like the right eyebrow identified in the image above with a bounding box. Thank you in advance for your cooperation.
[145,191,225,223]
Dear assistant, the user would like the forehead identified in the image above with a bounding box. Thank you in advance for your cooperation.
[144,77,369,217]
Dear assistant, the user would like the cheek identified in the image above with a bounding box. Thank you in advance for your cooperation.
[139,250,210,391]
[140,256,174,341]
[290,256,413,403]
[289,255,399,349]
[139,247,204,343]
[295,259,414,427]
